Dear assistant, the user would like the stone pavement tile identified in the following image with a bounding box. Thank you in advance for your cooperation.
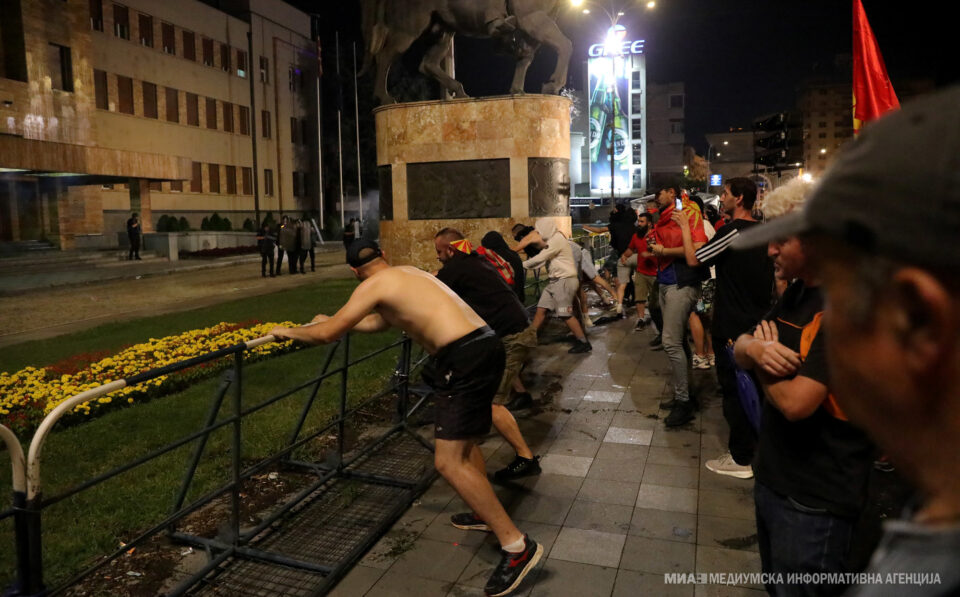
[696,515,759,553]
[576,478,639,506]
[328,564,385,597]
[695,545,763,589]
[587,456,646,483]
[636,484,699,514]
[556,423,607,443]
[651,428,702,449]
[584,390,625,403]
[698,489,756,521]
[563,499,634,535]
[698,467,755,495]
[604,426,653,445]
[366,568,453,597]
[565,409,617,428]
[641,463,700,489]
[561,374,596,392]
[455,523,560,589]
[547,438,602,458]
[610,411,660,431]
[387,537,478,582]
[647,445,701,468]
[629,507,697,544]
[530,559,618,597]
[420,514,493,547]
[595,442,649,461]
[539,454,594,477]
[589,377,633,392]
[612,569,694,597]
[510,493,576,526]
[619,535,697,575]
[549,527,627,568]
[694,584,767,596]
[520,473,585,499]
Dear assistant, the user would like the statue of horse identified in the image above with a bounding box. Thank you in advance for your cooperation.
[360,0,571,104]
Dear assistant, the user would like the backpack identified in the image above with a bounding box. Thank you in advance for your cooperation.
[476,246,515,288]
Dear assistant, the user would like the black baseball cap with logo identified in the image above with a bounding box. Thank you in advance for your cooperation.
[345,239,383,268]
[734,85,960,270]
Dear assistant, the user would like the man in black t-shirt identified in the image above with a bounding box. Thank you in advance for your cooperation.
[674,178,774,478]
[732,179,872,595]
[434,228,542,483]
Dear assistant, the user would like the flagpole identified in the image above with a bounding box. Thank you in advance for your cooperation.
[353,42,363,225]
[314,28,325,231]
[336,31,345,230]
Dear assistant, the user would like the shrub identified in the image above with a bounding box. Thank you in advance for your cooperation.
[242,218,255,232]
[178,216,190,231]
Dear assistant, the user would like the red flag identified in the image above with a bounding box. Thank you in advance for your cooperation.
[852,0,899,133]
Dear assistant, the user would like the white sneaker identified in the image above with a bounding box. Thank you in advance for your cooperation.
[692,355,710,370]
[707,354,716,367]
[583,316,595,328]
[705,453,754,479]
[615,303,623,315]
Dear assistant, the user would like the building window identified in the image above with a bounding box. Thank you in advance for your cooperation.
[818,121,827,128]
[259,56,269,83]
[182,30,195,61]
[142,81,157,118]
[220,43,230,72]
[117,75,134,114]
[288,66,301,91]
[238,106,249,135]
[186,92,199,125]
[202,37,214,66]
[94,69,108,109]
[264,169,274,196]
[165,87,179,122]
[113,4,129,40]
[208,164,220,193]
[631,119,642,138]
[90,0,103,31]
[205,97,217,129]
[169,180,182,192]
[292,170,301,197]
[138,13,153,47]
[301,119,310,145]
[818,132,827,138]
[237,50,247,78]
[290,116,298,143]
[161,22,175,54]
[261,110,271,138]
[190,161,202,192]
[45,44,73,92]
[241,167,252,195]
[222,101,233,133]
[670,121,684,135]
[225,165,237,194]
[669,94,684,109]
[148,180,161,191]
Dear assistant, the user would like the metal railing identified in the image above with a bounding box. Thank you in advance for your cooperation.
[2,331,435,596]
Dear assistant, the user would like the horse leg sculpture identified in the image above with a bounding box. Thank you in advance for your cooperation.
[419,31,469,99]
[509,42,538,95]
[516,10,572,95]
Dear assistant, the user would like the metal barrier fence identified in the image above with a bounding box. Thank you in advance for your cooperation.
[1,332,435,596]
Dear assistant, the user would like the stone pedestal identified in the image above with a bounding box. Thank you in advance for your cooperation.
[374,95,572,270]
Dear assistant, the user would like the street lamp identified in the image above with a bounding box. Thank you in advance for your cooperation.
[574,0,655,203]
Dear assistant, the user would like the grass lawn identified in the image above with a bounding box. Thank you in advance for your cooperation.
[0,278,410,589]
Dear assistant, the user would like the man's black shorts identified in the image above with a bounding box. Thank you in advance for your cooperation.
[421,326,505,440]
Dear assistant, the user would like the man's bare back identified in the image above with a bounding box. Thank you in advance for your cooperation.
[269,262,486,354]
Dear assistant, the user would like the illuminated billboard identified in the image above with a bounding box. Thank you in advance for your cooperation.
[588,26,634,193]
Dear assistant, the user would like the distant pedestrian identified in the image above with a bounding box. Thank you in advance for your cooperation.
[277,216,297,275]
[126,212,142,260]
[296,219,310,274]
[256,221,276,278]
[307,220,319,271]
[343,218,356,249]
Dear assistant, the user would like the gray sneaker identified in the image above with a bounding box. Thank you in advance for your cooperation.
[705,453,754,479]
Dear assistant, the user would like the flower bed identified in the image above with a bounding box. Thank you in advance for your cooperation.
[0,321,297,437]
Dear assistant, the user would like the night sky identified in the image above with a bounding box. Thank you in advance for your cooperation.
[302,0,954,154]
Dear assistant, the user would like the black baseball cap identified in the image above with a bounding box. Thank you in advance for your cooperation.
[734,85,960,270]
[345,239,383,268]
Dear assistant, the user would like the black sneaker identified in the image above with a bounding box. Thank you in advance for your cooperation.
[450,512,491,532]
[660,397,698,411]
[664,400,695,427]
[505,392,533,412]
[568,340,592,354]
[494,455,542,482]
[634,319,646,331]
[485,535,543,596]
[649,335,663,348]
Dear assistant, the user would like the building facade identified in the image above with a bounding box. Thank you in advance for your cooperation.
[0,0,317,249]
[797,81,853,179]
[645,81,684,190]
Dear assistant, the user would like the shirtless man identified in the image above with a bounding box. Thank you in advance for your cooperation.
[268,240,542,597]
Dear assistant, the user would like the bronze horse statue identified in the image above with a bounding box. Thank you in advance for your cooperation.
[360,0,571,104]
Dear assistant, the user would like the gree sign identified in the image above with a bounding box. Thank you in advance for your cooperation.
[588,24,644,57]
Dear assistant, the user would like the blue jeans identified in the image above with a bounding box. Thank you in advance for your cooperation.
[754,481,854,597]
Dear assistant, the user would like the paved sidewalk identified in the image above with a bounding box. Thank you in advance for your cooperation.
[330,316,763,597]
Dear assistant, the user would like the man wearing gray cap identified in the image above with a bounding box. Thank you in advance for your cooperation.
[734,86,960,596]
